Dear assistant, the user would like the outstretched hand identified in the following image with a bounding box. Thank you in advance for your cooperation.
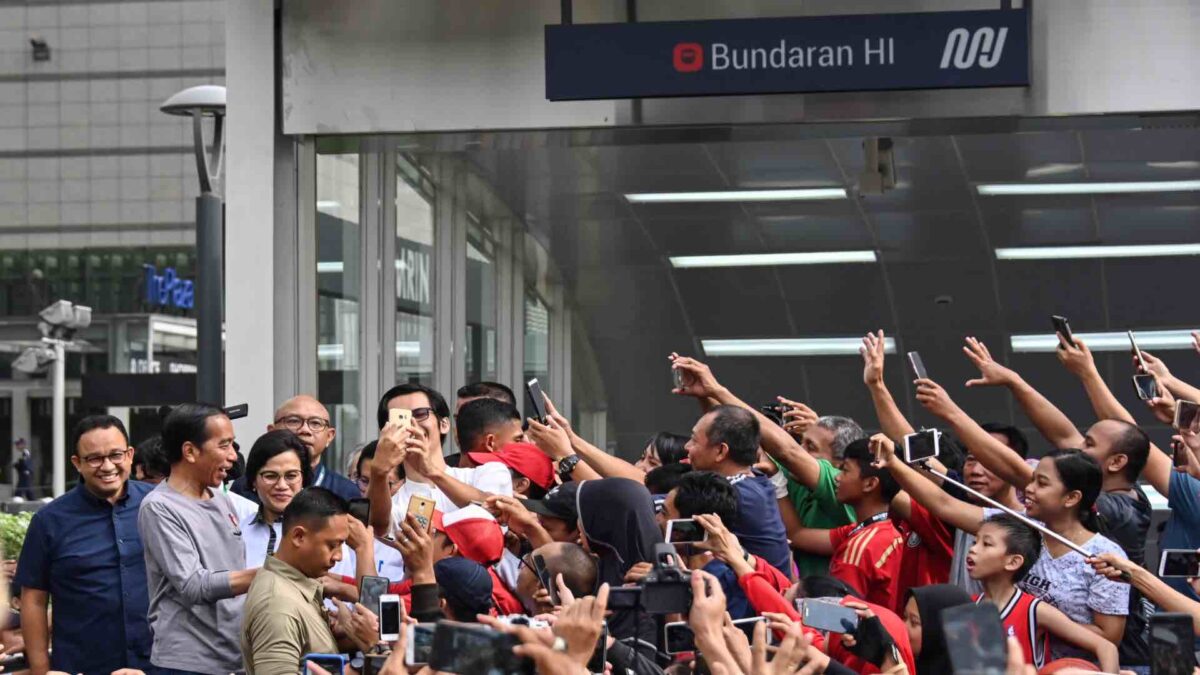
[861,330,887,387]
[963,337,1019,388]
[670,353,724,399]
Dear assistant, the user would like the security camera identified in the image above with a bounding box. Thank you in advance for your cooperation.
[858,137,896,196]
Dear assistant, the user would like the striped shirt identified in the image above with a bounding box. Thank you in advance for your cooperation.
[828,514,906,614]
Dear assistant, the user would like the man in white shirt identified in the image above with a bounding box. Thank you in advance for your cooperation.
[366,384,512,538]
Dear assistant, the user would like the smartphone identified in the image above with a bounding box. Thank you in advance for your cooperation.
[799,598,860,634]
[1129,330,1148,371]
[907,351,928,380]
[348,498,371,527]
[672,366,684,390]
[429,620,534,675]
[1150,612,1197,675]
[731,616,769,643]
[942,604,1007,675]
[379,593,401,642]
[663,621,696,654]
[1158,549,1200,578]
[607,586,641,610]
[405,622,437,666]
[1051,315,1076,348]
[525,378,549,424]
[359,576,389,621]
[1175,400,1200,432]
[530,552,560,605]
[407,494,436,531]
[586,622,609,673]
[1134,373,1160,401]
[1173,438,1190,468]
[903,429,941,464]
[389,407,413,428]
[665,518,709,545]
[303,653,348,675]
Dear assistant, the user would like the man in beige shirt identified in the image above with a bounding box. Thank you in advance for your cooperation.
[241,487,378,675]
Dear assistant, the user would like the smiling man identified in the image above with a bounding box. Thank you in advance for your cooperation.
[138,402,259,675]
[15,415,153,675]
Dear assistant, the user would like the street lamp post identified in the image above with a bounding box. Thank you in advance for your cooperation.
[161,85,226,406]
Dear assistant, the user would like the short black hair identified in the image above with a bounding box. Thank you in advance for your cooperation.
[245,430,314,490]
[645,463,692,494]
[356,440,404,481]
[133,436,170,480]
[801,575,863,600]
[982,513,1041,582]
[456,381,517,407]
[540,542,599,597]
[705,405,760,467]
[509,468,548,501]
[671,470,740,526]
[980,423,1029,459]
[161,403,228,464]
[841,438,901,502]
[455,398,521,452]
[72,415,128,455]
[376,383,450,432]
[1107,420,1151,482]
[648,432,689,465]
[282,486,348,532]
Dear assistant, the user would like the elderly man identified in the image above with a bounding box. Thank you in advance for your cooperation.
[233,395,359,501]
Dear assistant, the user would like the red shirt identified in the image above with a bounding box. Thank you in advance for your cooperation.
[828,515,906,614]
[488,567,525,616]
[972,590,1049,669]
[896,501,954,593]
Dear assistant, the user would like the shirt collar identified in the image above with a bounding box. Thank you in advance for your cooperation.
[263,555,324,603]
[74,480,130,507]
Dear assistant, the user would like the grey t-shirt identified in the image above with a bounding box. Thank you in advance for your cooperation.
[138,482,248,674]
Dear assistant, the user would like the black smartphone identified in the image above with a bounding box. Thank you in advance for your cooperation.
[1158,549,1200,578]
[531,552,560,605]
[405,623,437,666]
[907,351,928,380]
[1150,613,1197,675]
[664,621,695,654]
[348,498,371,527]
[525,378,548,424]
[903,429,942,464]
[430,621,534,675]
[942,604,1007,675]
[799,598,860,634]
[223,402,249,419]
[303,653,348,675]
[1051,315,1075,348]
[358,575,389,617]
[586,622,609,673]
[1173,438,1190,469]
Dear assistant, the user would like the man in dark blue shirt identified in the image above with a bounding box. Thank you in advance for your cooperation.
[14,415,153,674]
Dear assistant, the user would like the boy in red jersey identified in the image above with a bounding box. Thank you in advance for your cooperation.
[968,513,1119,673]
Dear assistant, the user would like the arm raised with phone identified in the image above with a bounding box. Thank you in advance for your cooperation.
[870,434,986,534]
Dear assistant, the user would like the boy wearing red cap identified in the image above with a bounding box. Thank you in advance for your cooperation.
[432,505,524,615]
[467,442,555,499]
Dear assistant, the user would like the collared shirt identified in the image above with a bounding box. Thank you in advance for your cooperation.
[242,555,339,675]
[388,464,513,534]
[238,506,407,582]
[15,480,154,674]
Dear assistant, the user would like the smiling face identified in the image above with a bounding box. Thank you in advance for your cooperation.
[1023,457,1076,521]
[966,522,1021,581]
[386,391,449,455]
[186,415,238,488]
[270,396,335,464]
[684,413,723,471]
[254,451,305,519]
[71,426,132,501]
[802,425,836,462]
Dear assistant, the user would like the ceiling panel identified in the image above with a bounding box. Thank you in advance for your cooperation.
[702,139,844,188]
[996,260,1106,332]
[955,131,1083,183]
[674,268,793,337]
[874,209,987,262]
[777,265,891,335]
[641,214,766,256]
[978,205,1096,247]
[887,260,998,333]
[828,136,976,212]
[1105,257,1200,328]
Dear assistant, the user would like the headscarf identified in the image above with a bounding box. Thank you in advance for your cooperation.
[907,584,973,675]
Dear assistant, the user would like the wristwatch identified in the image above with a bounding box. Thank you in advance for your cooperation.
[557,454,582,481]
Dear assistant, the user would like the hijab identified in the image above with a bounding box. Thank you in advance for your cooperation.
[908,584,973,675]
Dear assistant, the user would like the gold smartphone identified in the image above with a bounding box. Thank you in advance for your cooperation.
[407,495,436,531]
[389,407,413,428]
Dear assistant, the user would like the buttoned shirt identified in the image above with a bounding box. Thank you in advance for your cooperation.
[15,480,154,674]
[242,555,339,675]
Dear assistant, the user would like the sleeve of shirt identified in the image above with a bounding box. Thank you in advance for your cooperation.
[244,610,307,675]
[1086,542,1130,616]
[828,523,851,552]
[1168,471,1200,523]
[770,469,790,500]
[469,463,514,497]
[13,512,51,591]
[137,499,235,604]
[903,500,955,557]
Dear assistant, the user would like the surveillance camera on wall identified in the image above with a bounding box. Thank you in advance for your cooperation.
[858,137,896,196]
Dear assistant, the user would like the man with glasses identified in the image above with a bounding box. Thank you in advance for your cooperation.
[15,415,154,675]
[232,395,360,502]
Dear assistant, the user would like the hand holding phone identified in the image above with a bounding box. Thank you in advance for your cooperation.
[525,379,549,424]
[1158,549,1200,578]
[799,598,860,634]
[942,604,1007,675]
[389,407,413,428]
[348,498,371,528]
[379,594,401,642]
[407,495,436,531]
[531,552,560,606]
[665,518,709,545]
[907,351,928,381]
[405,623,437,666]
[1051,315,1076,348]
[902,429,941,464]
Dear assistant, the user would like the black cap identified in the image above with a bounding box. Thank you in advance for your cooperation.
[524,481,579,522]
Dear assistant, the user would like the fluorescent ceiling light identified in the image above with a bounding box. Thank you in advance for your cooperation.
[996,244,1200,260]
[317,200,341,210]
[1024,163,1082,178]
[625,188,847,203]
[1011,329,1197,353]
[977,180,1200,196]
[1147,161,1200,170]
[670,251,876,268]
[702,337,896,357]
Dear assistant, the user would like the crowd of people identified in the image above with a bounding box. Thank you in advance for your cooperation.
[8,330,1200,675]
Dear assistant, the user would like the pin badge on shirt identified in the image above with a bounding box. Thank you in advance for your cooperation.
[228,513,242,536]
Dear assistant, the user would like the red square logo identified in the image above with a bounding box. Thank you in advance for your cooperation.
[673,43,704,73]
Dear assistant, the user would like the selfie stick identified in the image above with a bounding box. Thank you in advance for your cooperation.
[916,462,1132,581]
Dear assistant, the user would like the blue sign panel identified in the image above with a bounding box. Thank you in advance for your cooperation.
[144,265,194,310]
[545,9,1028,101]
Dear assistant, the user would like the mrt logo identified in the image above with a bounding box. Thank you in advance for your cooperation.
[673,43,704,72]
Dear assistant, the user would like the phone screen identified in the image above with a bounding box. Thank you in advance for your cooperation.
[407,623,436,666]
[303,654,346,675]
[1150,613,1197,675]
[531,553,560,605]
[379,597,401,638]
[1176,401,1200,432]
[1159,550,1200,578]
[664,622,695,654]
[348,498,370,527]
[942,604,1007,675]
[904,429,940,463]
[907,351,928,380]
[430,621,533,675]
[800,599,860,634]
[1051,315,1075,347]
[1134,373,1159,400]
[525,378,548,423]
[359,576,389,618]
[666,519,707,544]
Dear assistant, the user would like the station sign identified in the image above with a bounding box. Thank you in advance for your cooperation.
[545,8,1028,101]
[143,264,194,310]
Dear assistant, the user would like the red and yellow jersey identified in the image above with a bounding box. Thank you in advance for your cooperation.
[828,514,906,614]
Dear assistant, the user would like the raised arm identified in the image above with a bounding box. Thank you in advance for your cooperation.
[1035,601,1120,673]
[871,434,986,533]
[535,394,634,482]
[914,377,1035,488]
[1091,554,1200,636]
[787,524,836,556]
[1142,350,1200,405]
[861,330,916,442]
[1056,337,1136,425]
[963,337,1084,449]
[367,423,411,537]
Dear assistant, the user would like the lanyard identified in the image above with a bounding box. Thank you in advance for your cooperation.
[314,465,326,487]
[847,511,890,538]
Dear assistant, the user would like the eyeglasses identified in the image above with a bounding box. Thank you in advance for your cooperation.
[355,475,400,490]
[275,416,332,432]
[410,407,436,421]
[79,451,128,468]
[258,470,304,485]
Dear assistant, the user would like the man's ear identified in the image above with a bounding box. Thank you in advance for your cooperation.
[715,443,731,464]
[1107,453,1128,475]
[182,441,199,463]
[439,416,451,437]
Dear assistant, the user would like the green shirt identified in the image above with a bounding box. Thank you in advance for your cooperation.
[772,458,857,577]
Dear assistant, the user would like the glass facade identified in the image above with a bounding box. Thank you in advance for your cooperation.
[394,155,435,386]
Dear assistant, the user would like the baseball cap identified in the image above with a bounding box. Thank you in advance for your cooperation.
[467,442,554,490]
[434,556,494,613]
[432,504,505,565]
[524,480,580,522]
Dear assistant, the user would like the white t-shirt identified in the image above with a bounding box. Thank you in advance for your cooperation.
[388,463,513,534]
